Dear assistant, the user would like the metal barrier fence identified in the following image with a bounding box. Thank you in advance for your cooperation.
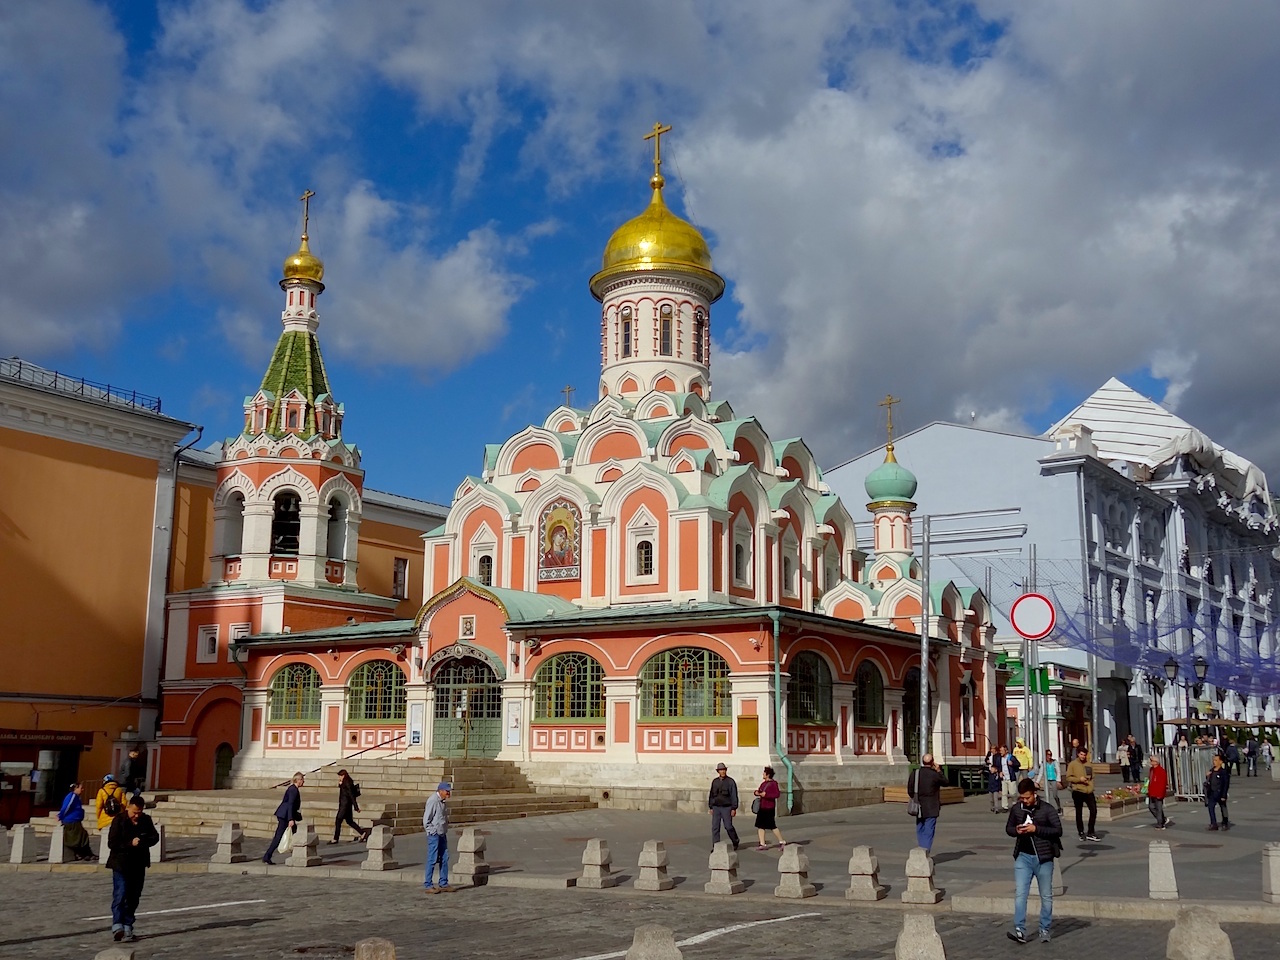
[1155,744,1214,800]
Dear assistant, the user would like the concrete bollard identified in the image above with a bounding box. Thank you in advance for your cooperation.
[634,840,675,892]
[354,937,398,960]
[704,841,745,895]
[0,827,9,862]
[48,824,67,864]
[846,845,888,901]
[210,821,248,864]
[578,838,619,889]
[287,819,322,867]
[895,913,946,960]
[1149,839,1179,900]
[99,827,111,864]
[774,844,816,899]
[1166,906,1235,960]
[148,824,166,865]
[1263,843,1280,905]
[94,947,137,960]
[453,827,488,886]
[901,847,944,904]
[361,825,399,872]
[9,824,37,864]
[625,924,682,960]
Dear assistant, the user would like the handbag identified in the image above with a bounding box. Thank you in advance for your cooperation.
[906,770,921,817]
[751,797,761,815]
[277,824,295,854]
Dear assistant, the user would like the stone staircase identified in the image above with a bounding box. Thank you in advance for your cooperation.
[31,759,594,839]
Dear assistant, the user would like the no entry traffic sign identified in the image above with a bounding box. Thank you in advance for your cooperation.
[1010,592,1056,640]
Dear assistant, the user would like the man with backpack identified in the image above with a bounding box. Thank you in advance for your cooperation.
[96,775,127,833]
[1006,777,1063,944]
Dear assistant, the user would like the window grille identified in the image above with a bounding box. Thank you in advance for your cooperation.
[533,652,606,720]
[269,664,321,722]
[635,540,654,577]
[854,661,885,726]
[639,647,731,719]
[787,651,833,723]
[477,554,494,586]
[346,660,407,722]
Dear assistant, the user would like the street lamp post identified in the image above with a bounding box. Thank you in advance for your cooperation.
[1164,657,1183,741]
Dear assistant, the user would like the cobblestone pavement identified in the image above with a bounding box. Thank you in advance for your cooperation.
[1,871,1277,960]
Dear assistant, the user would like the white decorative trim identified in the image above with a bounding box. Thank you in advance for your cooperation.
[195,624,219,664]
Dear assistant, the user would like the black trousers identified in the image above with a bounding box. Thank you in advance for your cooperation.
[1072,791,1097,835]
[710,806,739,848]
[334,805,362,841]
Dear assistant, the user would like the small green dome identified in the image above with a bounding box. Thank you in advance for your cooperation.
[864,445,918,502]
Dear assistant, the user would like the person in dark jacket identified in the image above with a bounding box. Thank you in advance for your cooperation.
[997,745,1021,812]
[1204,753,1231,831]
[1245,737,1259,777]
[329,769,370,844]
[752,766,786,850]
[907,753,947,854]
[707,762,739,851]
[263,771,304,864]
[986,764,1002,813]
[106,797,160,942]
[1006,778,1063,944]
[120,746,147,797]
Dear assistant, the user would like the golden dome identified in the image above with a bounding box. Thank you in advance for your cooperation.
[590,173,724,301]
[283,234,324,284]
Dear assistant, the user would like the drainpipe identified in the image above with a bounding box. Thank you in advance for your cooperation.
[769,610,795,813]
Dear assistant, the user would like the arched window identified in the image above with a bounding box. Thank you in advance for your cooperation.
[621,307,633,357]
[346,660,407,722]
[287,409,298,429]
[659,304,673,356]
[533,652,605,720]
[326,497,348,560]
[640,647,730,719]
[269,664,321,722]
[477,554,494,587]
[271,491,301,555]
[635,539,654,578]
[223,492,245,557]
[854,661,885,726]
[788,651,833,724]
[732,513,753,587]
[693,309,706,363]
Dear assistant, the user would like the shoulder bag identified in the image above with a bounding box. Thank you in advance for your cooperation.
[906,770,921,817]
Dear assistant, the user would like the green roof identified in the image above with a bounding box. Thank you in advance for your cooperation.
[457,577,579,622]
[239,619,415,645]
[256,330,333,437]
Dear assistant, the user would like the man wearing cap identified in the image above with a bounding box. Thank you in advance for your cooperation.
[422,781,452,893]
[707,763,740,851]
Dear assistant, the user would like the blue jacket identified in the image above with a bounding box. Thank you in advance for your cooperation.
[274,783,301,821]
[58,791,86,824]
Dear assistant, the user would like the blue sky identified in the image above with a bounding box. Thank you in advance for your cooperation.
[5,2,1280,504]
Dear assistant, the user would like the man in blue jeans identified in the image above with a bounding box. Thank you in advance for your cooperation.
[1005,777,1063,944]
[422,781,452,893]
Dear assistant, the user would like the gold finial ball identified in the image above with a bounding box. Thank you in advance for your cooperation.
[650,173,665,190]
[283,235,324,282]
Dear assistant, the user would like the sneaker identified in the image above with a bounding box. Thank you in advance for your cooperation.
[1007,928,1027,944]
[262,857,275,865]
[113,929,125,942]
[1163,820,1174,829]
[756,844,768,851]
[439,884,453,893]
[125,929,137,942]
[1078,833,1087,842]
[732,841,739,851]
[326,840,339,845]
[778,841,787,848]
[1222,821,1231,831]
[1086,834,1101,842]
[1039,929,1051,943]
[424,886,439,895]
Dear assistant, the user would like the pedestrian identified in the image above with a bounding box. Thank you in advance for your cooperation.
[1037,749,1063,813]
[422,781,452,893]
[120,746,147,798]
[95,775,127,839]
[752,766,786,850]
[1065,746,1100,841]
[986,763,1002,813]
[707,762,740,851]
[1223,738,1242,776]
[1128,735,1144,784]
[1262,740,1274,773]
[1245,737,1259,777]
[1014,737,1034,781]
[907,753,947,854]
[1006,777,1063,944]
[56,782,96,861]
[329,769,370,844]
[1147,754,1171,829]
[998,744,1021,812]
[1204,753,1231,831]
[106,796,159,942]
[1117,740,1131,783]
[262,772,304,865]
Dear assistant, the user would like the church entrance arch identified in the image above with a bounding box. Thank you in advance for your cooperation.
[213,743,235,789]
[431,656,502,759]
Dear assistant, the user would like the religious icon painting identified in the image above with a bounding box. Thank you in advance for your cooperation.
[459,615,476,639]
[538,499,581,581]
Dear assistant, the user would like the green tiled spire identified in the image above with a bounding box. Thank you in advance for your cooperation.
[256,330,332,437]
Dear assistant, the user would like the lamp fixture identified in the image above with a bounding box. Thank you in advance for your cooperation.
[390,643,406,656]
[1193,655,1209,682]
[1163,656,1179,683]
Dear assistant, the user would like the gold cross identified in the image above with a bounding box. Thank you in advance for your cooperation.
[879,394,901,444]
[643,122,673,178]
[561,384,575,407]
[300,189,315,237]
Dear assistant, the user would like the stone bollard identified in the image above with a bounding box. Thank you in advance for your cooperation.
[704,841,745,895]
[1149,840,1179,900]
[1166,906,1235,960]
[453,827,488,886]
[774,844,817,899]
[625,924,682,960]
[0,827,9,861]
[901,847,944,904]
[9,824,37,864]
[287,819,322,867]
[361,825,399,872]
[150,824,166,864]
[210,822,248,864]
[99,827,111,864]
[578,838,619,889]
[895,913,946,960]
[633,840,674,892]
[1263,843,1280,905]
[354,937,398,960]
[94,947,136,960]
[846,845,888,901]
[48,824,67,864]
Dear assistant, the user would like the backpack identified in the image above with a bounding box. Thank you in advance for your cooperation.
[1226,744,1240,763]
[102,786,123,818]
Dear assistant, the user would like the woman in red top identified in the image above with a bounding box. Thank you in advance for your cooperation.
[1147,754,1171,829]
[753,766,787,850]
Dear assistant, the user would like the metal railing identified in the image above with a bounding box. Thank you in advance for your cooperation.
[270,732,408,788]
[1,357,162,413]
[1155,744,1215,800]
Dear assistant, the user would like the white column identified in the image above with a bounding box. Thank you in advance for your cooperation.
[602,679,639,764]
[885,688,907,762]
[297,503,327,585]
[240,503,275,580]
[833,680,856,763]
[319,685,345,760]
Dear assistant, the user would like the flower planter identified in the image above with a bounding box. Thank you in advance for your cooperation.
[1095,797,1145,822]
